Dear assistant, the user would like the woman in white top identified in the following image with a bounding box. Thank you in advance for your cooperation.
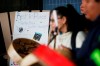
[48,4,86,51]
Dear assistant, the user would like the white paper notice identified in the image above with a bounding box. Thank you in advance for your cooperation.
[13,12,49,44]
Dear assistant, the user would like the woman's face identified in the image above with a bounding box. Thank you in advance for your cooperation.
[50,13,66,32]
[81,0,100,21]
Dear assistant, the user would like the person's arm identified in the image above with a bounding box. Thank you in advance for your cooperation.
[20,53,39,66]
[7,44,22,64]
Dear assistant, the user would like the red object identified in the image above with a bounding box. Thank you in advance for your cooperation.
[32,45,76,66]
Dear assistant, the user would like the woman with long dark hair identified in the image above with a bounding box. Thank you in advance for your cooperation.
[48,4,86,51]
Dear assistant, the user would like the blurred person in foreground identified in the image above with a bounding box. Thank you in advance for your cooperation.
[76,0,100,66]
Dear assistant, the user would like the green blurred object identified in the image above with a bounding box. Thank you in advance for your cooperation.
[91,49,100,66]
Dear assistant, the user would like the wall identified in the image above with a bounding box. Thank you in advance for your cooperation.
[0,13,11,50]
[43,0,81,13]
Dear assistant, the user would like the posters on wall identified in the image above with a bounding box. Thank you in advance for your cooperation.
[13,11,49,44]
[10,11,49,66]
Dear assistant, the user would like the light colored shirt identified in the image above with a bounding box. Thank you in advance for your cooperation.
[49,31,86,49]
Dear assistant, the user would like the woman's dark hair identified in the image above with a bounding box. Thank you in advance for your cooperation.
[49,4,86,32]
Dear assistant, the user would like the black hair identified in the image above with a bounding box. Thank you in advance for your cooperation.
[66,4,87,32]
[49,4,86,33]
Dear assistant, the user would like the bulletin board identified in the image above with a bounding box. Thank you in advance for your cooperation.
[13,12,49,44]
[10,11,50,66]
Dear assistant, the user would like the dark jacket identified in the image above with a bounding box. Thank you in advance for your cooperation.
[76,16,100,66]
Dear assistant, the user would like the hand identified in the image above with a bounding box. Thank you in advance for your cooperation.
[56,45,72,60]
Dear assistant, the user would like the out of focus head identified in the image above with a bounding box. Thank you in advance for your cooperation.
[80,0,87,14]
[81,0,100,21]
[7,38,40,64]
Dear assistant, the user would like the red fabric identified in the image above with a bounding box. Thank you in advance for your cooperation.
[32,45,76,66]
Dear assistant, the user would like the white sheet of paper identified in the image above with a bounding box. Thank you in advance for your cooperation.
[13,12,49,44]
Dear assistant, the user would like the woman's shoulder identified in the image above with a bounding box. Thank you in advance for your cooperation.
[77,31,86,37]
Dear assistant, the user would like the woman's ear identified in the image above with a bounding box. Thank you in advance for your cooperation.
[62,16,67,24]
